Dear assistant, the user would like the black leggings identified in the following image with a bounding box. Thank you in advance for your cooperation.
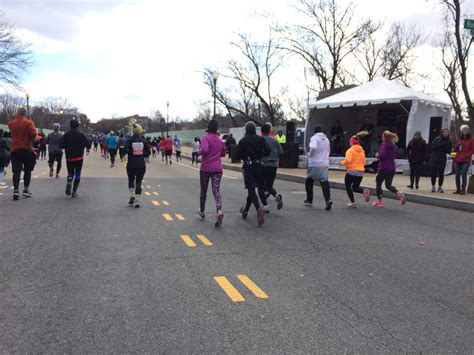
[305,178,331,203]
[127,168,145,195]
[409,162,423,187]
[375,170,398,200]
[48,152,63,175]
[245,188,261,212]
[176,151,181,161]
[258,166,277,205]
[66,160,83,191]
[344,174,364,203]
[109,149,117,164]
[11,150,35,191]
[192,152,199,165]
[430,166,445,187]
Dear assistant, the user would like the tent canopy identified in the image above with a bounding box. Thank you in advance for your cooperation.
[310,78,451,110]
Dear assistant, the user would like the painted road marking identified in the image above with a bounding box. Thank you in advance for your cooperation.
[237,275,269,299]
[214,277,245,302]
[163,214,173,221]
[197,234,213,246]
[152,200,160,206]
[162,200,170,206]
[144,192,151,196]
[175,214,185,221]
[153,192,159,196]
[180,235,197,247]
[147,185,151,189]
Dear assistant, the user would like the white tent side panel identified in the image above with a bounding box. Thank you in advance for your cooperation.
[407,101,451,142]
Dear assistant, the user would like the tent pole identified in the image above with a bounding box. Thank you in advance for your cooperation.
[399,103,410,115]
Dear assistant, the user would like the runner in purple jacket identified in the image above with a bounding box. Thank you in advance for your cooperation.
[199,119,226,227]
[373,131,406,207]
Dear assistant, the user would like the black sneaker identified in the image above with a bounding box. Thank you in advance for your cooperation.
[13,190,20,201]
[71,191,77,198]
[65,181,72,196]
[304,200,313,206]
[128,196,135,205]
[22,190,32,198]
[325,199,333,211]
[240,207,248,219]
[276,194,283,210]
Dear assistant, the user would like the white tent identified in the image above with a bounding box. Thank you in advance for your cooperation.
[305,78,452,152]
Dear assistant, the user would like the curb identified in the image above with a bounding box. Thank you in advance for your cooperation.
[181,153,474,213]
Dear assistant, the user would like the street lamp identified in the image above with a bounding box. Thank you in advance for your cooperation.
[25,92,30,118]
[212,71,219,119]
[166,100,170,136]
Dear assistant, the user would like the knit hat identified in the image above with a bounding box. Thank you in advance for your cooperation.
[460,124,470,132]
[132,123,143,136]
[208,119,218,133]
[349,136,359,145]
[70,119,79,129]
[245,121,256,135]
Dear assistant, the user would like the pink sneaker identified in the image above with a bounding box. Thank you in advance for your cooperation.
[372,200,383,207]
[363,188,370,202]
[397,191,406,206]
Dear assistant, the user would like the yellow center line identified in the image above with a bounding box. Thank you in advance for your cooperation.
[153,192,159,196]
[175,214,185,221]
[144,192,151,196]
[197,234,213,246]
[237,275,269,299]
[214,276,245,302]
[162,200,170,206]
[180,235,197,247]
[152,200,160,206]
[162,214,173,221]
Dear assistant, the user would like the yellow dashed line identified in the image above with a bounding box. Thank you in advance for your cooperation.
[197,234,213,246]
[180,235,197,247]
[237,275,268,299]
[175,214,185,221]
[214,276,245,302]
[152,200,160,206]
[144,192,151,196]
[162,200,170,206]
[163,214,173,221]
[153,192,159,196]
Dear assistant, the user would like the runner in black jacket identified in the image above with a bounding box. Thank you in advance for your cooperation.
[60,119,91,197]
[125,124,150,207]
[237,121,271,226]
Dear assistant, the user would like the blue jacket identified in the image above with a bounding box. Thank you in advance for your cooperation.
[107,135,118,149]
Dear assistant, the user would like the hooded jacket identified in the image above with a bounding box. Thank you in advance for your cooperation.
[429,136,452,168]
[60,128,91,161]
[377,140,397,172]
[308,132,330,168]
[341,144,366,172]
[454,134,474,163]
[8,115,37,152]
[406,138,426,163]
[199,132,226,173]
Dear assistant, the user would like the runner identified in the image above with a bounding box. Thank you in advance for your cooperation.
[0,129,10,180]
[46,123,63,178]
[60,119,91,198]
[164,135,173,165]
[118,133,127,163]
[106,131,118,167]
[39,134,47,160]
[372,130,406,207]
[126,124,150,208]
[304,125,333,211]
[340,133,370,207]
[174,136,182,162]
[92,135,99,152]
[160,137,166,162]
[8,107,37,200]
[199,119,226,227]
[237,121,271,226]
[259,123,283,212]
[191,137,200,166]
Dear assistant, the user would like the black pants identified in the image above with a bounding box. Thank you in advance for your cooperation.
[66,160,83,191]
[119,147,126,161]
[430,166,445,187]
[109,148,117,164]
[305,178,331,203]
[127,168,145,195]
[11,150,36,191]
[176,151,181,161]
[375,170,398,199]
[258,166,277,205]
[409,162,423,187]
[48,152,63,175]
[344,174,364,203]
[192,152,199,165]
[243,164,264,212]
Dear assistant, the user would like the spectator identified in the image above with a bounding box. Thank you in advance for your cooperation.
[406,131,426,189]
[453,125,474,195]
[330,120,344,156]
[359,117,375,157]
[429,128,452,193]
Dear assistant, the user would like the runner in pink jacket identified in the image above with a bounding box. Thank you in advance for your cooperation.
[199,119,226,227]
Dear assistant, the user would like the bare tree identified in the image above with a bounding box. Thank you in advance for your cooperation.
[439,0,473,123]
[0,13,33,85]
[281,0,378,92]
[0,92,25,123]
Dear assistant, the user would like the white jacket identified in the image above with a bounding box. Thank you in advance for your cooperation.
[308,133,330,167]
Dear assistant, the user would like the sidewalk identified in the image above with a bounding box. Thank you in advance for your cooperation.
[181,146,474,212]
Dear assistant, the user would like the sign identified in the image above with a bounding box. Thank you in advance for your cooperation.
[465,19,474,29]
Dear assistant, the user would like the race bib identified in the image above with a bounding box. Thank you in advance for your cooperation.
[132,142,144,156]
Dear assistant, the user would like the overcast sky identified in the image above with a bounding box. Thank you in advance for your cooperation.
[2,0,473,122]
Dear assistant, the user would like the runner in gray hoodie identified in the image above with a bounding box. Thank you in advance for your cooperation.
[46,123,63,178]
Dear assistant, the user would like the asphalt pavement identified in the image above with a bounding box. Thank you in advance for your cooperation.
[0,153,473,353]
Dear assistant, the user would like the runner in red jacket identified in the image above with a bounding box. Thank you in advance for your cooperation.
[163,136,173,165]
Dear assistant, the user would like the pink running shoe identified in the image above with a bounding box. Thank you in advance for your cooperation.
[397,191,406,205]
[363,188,370,202]
[372,200,383,207]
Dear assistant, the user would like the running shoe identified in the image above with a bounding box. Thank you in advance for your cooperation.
[257,207,265,226]
[128,196,135,205]
[325,199,333,211]
[262,205,270,213]
[215,210,224,227]
[372,199,383,207]
[49,167,54,177]
[240,207,248,219]
[199,211,205,219]
[397,191,406,205]
[363,188,370,202]
[347,202,357,208]
[71,191,77,198]
[134,197,141,208]
[276,194,283,210]
[13,190,20,201]
[303,200,313,206]
[55,174,60,179]
[65,180,72,196]
[22,190,32,198]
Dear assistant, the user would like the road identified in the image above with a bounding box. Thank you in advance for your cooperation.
[1,152,473,353]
